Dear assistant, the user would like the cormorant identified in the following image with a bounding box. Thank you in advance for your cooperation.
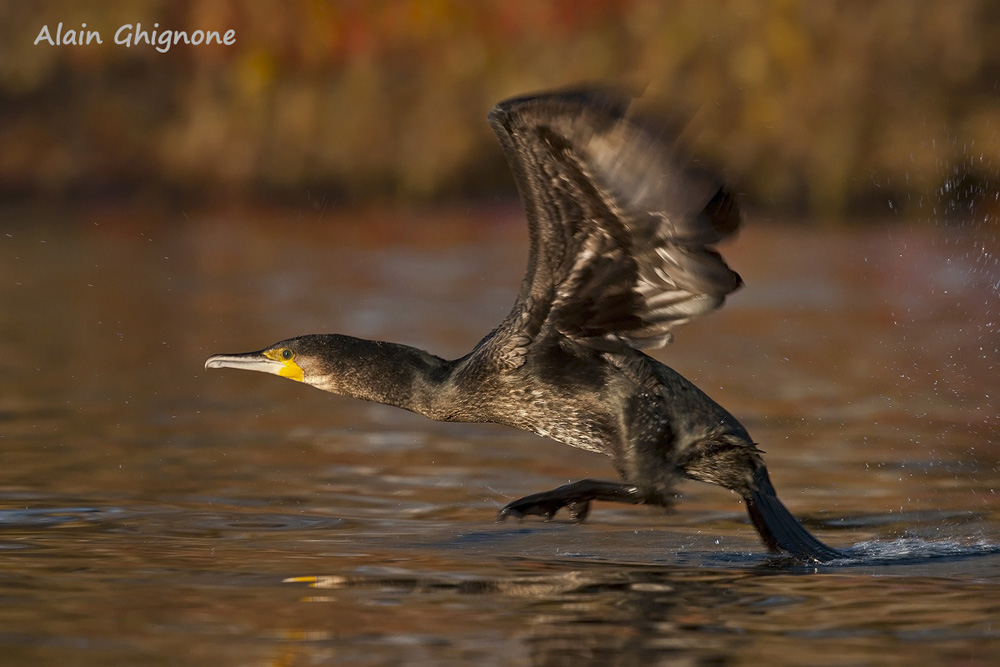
[206,88,842,562]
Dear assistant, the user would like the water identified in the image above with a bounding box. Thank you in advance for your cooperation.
[2,205,999,665]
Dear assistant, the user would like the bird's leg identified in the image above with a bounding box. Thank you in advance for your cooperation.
[497,479,644,523]
[679,437,842,562]
[743,465,843,562]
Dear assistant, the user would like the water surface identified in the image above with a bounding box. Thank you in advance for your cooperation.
[1,205,999,665]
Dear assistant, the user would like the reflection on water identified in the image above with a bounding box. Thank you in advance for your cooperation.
[1,205,999,664]
[289,545,1000,666]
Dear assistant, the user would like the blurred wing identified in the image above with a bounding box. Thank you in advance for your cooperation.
[488,88,742,351]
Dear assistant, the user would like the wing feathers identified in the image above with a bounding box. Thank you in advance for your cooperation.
[489,88,742,351]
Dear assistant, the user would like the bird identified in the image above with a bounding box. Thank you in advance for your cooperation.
[205,87,842,562]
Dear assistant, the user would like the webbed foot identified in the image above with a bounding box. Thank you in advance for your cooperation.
[497,493,591,522]
[496,479,643,523]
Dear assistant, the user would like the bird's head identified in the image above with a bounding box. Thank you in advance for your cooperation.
[204,335,333,386]
[204,333,428,402]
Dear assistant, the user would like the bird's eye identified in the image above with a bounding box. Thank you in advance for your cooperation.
[281,348,294,360]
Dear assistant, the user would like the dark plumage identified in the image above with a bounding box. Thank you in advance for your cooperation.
[206,88,842,562]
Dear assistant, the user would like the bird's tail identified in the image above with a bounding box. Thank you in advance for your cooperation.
[744,465,842,562]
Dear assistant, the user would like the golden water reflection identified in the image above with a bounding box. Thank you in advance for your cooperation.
[1,205,998,664]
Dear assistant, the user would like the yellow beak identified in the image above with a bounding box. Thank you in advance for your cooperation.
[204,351,304,382]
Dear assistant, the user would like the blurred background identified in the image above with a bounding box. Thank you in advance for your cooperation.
[2,5,1000,663]
[2,0,999,220]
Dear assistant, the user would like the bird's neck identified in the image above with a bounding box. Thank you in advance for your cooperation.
[308,337,456,419]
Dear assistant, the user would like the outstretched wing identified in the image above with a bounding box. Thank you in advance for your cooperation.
[487,88,742,354]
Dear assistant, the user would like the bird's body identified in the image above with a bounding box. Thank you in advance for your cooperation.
[207,88,842,561]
